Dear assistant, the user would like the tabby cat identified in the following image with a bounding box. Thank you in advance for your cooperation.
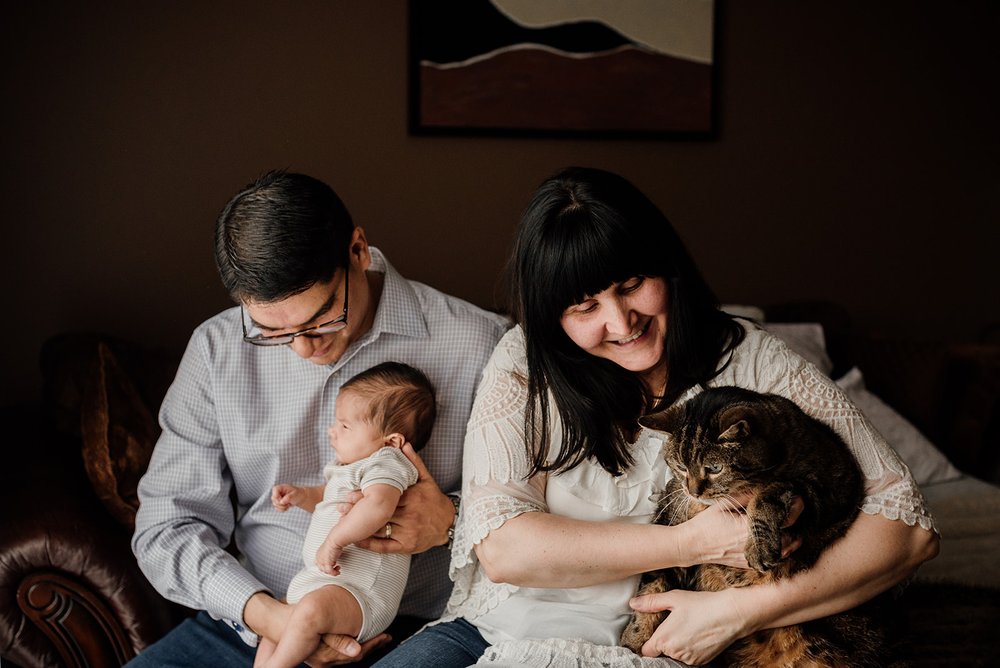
[620,386,887,667]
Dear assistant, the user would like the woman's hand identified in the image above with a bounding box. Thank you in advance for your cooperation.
[352,443,455,555]
[629,588,750,665]
[680,502,752,569]
[681,494,804,569]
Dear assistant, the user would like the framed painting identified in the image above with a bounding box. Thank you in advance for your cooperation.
[408,0,717,138]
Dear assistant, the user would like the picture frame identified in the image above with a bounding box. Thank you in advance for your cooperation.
[408,0,717,139]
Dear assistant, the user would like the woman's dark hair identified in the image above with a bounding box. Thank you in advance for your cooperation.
[214,170,355,302]
[341,362,438,452]
[509,166,745,476]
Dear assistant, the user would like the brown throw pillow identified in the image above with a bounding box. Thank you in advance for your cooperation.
[80,342,159,528]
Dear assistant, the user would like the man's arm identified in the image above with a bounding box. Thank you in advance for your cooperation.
[131,336,267,624]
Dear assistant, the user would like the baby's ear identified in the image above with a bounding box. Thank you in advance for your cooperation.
[384,433,406,449]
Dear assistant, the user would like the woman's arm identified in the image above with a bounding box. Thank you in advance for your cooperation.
[630,512,939,664]
[475,500,752,587]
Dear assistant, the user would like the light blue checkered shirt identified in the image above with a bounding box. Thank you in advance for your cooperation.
[132,248,510,629]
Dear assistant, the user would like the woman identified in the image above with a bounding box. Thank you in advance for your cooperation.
[374,167,938,667]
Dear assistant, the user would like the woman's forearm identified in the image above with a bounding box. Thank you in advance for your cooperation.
[475,505,747,587]
[735,512,939,634]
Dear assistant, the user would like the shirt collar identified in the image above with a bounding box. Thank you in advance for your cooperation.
[367,247,429,340]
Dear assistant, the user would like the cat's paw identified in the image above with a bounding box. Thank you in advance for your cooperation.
[620,612,662,654]
[746,537,782,573]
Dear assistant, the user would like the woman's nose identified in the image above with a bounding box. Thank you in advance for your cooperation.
[604,299,632,335]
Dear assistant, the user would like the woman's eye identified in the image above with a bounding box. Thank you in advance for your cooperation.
[621,276,645,292]
[568,301,598,315]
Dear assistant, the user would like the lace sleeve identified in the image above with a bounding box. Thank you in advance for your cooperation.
[447,330,548,616]
[725,328,936,533]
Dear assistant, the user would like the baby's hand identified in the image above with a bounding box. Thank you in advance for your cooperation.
[316,541,343,576]
[271,484,299,512]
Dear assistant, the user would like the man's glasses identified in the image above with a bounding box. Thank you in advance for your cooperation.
[241,268,349,346]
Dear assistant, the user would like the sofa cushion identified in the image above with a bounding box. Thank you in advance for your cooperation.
[79,342,159,528]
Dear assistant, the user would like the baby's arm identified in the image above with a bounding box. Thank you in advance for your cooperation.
[271,484,325,513]
[315,483,402,574]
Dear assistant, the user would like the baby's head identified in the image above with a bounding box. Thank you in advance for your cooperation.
[329,362,437,464]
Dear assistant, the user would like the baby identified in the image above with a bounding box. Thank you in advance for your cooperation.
[254,361,436,668]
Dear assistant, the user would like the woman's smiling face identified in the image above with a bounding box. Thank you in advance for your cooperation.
[559,276,669,386]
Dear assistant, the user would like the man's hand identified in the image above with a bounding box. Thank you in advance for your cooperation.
[354,443,455,555]
[305,632,392,667]
[245,592,391,666]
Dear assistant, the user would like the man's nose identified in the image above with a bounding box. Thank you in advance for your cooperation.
[290,335,318,359]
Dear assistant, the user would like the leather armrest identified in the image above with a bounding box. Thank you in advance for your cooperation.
[0,420,179,667]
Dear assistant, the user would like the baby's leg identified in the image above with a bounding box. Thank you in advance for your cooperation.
[253,637,277,667]
[260,585,363,668]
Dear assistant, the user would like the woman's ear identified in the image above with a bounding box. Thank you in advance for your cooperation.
[384,433,406,449]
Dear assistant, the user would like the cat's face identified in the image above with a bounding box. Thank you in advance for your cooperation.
[640,400,780,504]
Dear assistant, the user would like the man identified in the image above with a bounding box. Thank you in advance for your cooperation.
[129,171,509,666]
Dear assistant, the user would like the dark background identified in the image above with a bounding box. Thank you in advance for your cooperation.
[3,1,997,408]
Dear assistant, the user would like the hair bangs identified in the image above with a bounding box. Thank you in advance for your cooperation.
[538,206,646,316]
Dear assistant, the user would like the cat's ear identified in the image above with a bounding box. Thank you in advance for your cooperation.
[718,405,751,443]
[638,405,683,435]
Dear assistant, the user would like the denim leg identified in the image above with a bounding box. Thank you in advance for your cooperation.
[371,618,489,668]
[124,611,263,667]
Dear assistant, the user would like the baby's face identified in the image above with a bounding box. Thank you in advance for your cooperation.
[328,391,385,464]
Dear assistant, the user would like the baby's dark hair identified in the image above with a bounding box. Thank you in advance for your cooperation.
[340,362,437,451]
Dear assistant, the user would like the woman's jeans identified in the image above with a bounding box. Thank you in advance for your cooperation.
[372,618,489,668]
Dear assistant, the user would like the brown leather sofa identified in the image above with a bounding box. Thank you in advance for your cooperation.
[1,304,997,667]
[1,334,188,668]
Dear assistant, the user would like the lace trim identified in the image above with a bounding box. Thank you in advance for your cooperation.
[447,494,542,619]
[727,329,936,534]
[477,637,689,667]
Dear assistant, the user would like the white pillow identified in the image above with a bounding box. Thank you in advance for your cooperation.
[835,367,963,485]
[763,322,834,377]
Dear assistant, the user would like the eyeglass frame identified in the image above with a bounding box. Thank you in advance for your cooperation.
[241,266,349,346]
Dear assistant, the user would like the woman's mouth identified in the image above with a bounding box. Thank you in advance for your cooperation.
[614,320,651,345]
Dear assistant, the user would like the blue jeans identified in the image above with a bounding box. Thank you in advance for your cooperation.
[124,612,262,667]
[372,618,489,668]
[126,611,427,667]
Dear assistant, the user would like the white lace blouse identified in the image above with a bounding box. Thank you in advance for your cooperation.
[441,323,935,667]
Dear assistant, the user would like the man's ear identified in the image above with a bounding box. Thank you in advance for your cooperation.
[350,226,372,272]
[384,433,406,449]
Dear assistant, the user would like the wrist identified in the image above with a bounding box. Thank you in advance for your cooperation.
[669,521,698,568]
[445,493,461,548]
[243,591,280,640]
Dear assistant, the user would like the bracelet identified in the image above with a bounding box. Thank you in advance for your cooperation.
[446,493,461,549]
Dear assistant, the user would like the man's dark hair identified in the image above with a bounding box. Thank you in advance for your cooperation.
[214,170,355,303]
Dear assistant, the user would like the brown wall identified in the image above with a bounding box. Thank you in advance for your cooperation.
[3,1,997,407]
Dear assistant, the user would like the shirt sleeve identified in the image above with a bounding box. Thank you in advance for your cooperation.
[131,332,267,624]
[727,327,936,532]
[448,330,547,613]
[359,447,420,492]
